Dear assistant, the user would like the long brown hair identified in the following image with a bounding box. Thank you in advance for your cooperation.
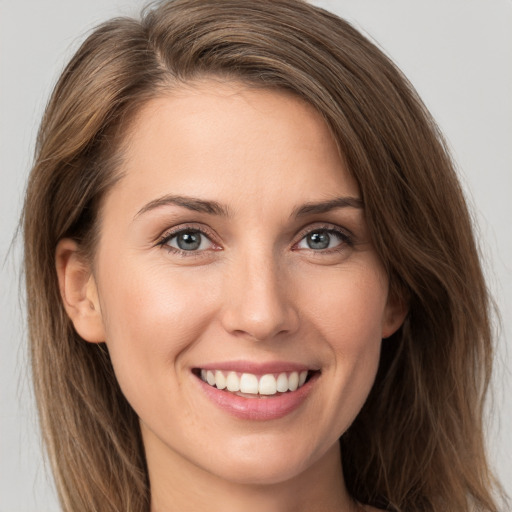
[23,0,503,510]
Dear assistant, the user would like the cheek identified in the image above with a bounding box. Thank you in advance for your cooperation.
[301,263,387,413]
[303,262,389,350]
[96,257,219,389]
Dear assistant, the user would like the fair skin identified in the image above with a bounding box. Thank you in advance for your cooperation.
[56,81,405,512]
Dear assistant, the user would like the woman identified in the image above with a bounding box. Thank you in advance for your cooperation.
[22,0,504,510]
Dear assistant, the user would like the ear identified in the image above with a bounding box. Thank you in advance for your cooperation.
[381,292,408,339]
[55,239,105,343]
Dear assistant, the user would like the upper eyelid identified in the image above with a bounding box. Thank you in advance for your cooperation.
[294,222,353,240]
[157,223,216,244]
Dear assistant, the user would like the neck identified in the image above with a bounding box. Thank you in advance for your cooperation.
[145,432,357,512]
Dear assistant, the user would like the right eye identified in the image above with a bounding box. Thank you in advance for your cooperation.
[161,229,215,253]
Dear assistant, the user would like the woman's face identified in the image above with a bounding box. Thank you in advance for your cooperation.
[86,81,404,486]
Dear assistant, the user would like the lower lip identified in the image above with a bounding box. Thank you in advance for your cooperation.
[195,373,318,421]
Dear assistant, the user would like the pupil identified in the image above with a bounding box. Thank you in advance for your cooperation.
[177,231,201,250]
[308,231,330,250]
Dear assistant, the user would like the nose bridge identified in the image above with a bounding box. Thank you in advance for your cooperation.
[221,244,298,341]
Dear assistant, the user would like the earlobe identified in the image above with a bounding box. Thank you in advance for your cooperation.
[55,239,105,343]
[382,294,408,339]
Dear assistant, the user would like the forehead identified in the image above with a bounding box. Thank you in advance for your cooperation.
[105,80,359,219]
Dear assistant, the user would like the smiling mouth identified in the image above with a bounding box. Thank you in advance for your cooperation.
[194,369,317,398]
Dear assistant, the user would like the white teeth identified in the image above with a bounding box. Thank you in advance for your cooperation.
[199,369,311,395]
[206,370,216,386]
[259,374,277,395]
[226,371,240,392]
[288,371,299,391]
[276,372,289,392]
[215,370,226,390]
[240,373,259,394]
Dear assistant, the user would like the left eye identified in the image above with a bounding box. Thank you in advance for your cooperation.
[297,229,345,250]
[165,230,213,251]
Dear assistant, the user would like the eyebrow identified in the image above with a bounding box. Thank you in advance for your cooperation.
[134,194,230,219]
[293,196,364,217]
[134,193,363,220]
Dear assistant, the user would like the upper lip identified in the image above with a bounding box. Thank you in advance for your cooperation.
[195,360,317,375]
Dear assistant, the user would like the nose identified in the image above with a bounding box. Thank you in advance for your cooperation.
[219,250,300,342]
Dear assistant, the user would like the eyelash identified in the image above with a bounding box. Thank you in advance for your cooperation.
[156,223,354,257]
[156,224,220,258]
[293,224,354,253]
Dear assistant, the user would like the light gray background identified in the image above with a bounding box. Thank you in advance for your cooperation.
[1,1,511,510]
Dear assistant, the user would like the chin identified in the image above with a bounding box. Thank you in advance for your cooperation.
[196,430,337,487]
[208,455,311,486]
